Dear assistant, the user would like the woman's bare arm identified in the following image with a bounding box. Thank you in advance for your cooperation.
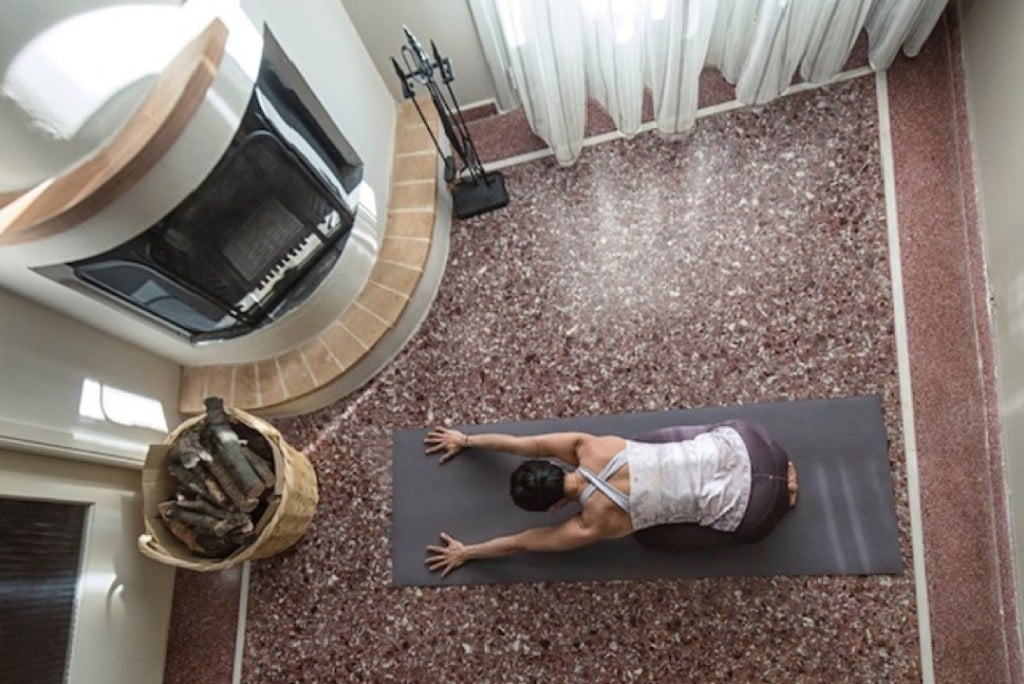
[426,515,615,577]
[425,427,589,465]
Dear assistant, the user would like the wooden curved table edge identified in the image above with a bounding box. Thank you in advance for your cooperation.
[0,18,229,247]
[0,187,30,211]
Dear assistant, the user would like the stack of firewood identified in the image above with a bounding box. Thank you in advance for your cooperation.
[160,397,277,558]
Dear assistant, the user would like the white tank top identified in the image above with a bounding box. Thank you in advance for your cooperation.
[626,427,752,532]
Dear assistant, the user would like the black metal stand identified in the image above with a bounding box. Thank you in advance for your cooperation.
[391,27,509,220]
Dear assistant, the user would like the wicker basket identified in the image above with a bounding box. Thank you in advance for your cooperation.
[137,407,318,571]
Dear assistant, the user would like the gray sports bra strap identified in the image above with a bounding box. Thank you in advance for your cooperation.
[579,447,630,502]
[578,466,630,513]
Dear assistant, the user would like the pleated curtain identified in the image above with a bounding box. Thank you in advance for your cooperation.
[478,0,948,165]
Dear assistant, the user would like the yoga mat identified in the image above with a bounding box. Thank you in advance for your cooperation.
[391,395,903,586]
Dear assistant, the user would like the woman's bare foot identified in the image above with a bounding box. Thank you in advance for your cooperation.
[787,461,798,508]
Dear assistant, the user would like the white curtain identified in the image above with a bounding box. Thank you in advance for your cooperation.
[493,0,587,164]
[472,0,947,165]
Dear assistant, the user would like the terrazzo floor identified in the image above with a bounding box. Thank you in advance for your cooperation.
[164,14,1019,684]
[255,76,912,683]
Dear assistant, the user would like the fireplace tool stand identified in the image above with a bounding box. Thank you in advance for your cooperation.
[391,27,508,220]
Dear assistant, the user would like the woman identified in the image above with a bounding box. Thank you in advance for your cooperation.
[424,420,799,577]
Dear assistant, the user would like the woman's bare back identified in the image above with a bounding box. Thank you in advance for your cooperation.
[576,435,634,537]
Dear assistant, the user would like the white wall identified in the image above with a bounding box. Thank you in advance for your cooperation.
[0,288,181,466]
[342,0,498,106]
[960,0,1024,634]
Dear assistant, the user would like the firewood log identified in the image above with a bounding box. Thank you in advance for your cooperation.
[159,501,241,537]
[194,463,230,508]
[202,454,258,513]
[168,460,204,490]
[233,421,275,462]
[194,535,237,558]
[225,530,258,547]
[168,462,218,503]
[164,518,206,554]
[176,501,253,534]
[202,397,264,498]
[175,494,229,520]
[243,446,276,489]
[223,513,254,535]
[169,429,212,469]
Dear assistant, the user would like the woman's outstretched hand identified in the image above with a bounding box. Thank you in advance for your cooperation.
[426,532,468,577]
[424,426,469,463]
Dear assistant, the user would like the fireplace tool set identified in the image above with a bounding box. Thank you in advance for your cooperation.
[391,27,509,219]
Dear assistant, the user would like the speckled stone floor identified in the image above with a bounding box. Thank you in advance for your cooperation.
[164,14,1020,684]
[252,77,919,682]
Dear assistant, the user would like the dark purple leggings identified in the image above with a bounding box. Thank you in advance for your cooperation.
[630,419,792,549]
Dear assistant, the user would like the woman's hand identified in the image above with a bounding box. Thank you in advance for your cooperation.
[426,532,469,577]
[424,426,469,463]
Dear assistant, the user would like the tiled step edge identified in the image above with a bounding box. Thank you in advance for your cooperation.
[178,100,441,414]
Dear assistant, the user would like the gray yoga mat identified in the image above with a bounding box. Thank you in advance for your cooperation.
[391,395,903,587]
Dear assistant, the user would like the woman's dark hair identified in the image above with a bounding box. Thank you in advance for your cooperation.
[510,460,565,511]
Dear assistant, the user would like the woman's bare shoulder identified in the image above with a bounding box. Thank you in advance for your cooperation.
[577,434,628,463]
[589,433,628,450]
